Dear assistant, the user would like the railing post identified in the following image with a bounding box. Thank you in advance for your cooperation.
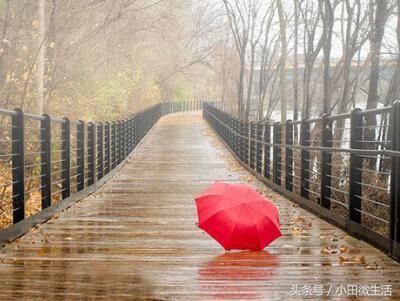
[129,116,133,154]
[263,122,271,179]
[125,118,130,156]
[133,116,137,149]
[140,113,144,139]
[320,115,333,209]
[116,121,121,164]
[121,119,125,160]
[77,120,85,191]
[232,118,237,155]
[245,121,250,165]
[112,122,117,169]
[120,120,124,161]
[129,117,133,153]
[229,115,234,152]
[256,122,263,174]
[239,120,245,162]
[300,119,310,198]
[61,118,71,199]
[97,123,104,180]
[285,120,293,191]
[236,119,241,157]
[349,108,363,223]
[41,114,52,209]
[105,122,111,174]
[250,121,256,169]
[122,120,126,160]
[390,100,400,260]
[87,122,96,185]
[273,122,281,185]
[222,112,226,142]
[11,109,25,223]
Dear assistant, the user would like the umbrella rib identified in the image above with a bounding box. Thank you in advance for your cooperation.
[225,204,244,250]
[249,210,264,250]
[196,194,242,205]
[199,202,249,226]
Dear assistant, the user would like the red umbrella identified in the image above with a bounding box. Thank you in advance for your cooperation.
[195,181,281,251]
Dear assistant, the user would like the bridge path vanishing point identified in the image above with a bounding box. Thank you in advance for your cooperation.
[0,112,399,300]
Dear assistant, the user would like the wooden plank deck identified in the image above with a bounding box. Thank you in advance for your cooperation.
[0,112,399,300]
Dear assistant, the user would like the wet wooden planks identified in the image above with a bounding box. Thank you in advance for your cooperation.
[0,112,399,300]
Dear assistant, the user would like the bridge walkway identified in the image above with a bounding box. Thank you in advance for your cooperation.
[0,112,399,300]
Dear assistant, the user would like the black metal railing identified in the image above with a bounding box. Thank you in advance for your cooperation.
[203,101,400,262]
[0,100,206,239]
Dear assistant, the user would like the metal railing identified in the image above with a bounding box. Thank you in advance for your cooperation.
[203,101,400,262]
[0,100,206,242]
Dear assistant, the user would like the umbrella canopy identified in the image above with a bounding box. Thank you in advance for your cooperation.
[195,181,281,251]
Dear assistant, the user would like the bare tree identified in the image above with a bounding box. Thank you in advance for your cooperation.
[37,0,45,114]
[384,0,400,105]
[299,0,324,118]
[222,0,250,119]
[277,0,287,123]
[293,0,300,122]
[320,0,334,115]
[365,0,389,143]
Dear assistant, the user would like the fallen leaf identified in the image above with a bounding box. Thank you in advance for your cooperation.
[339,256,348,263]
[331,236,339,242]
[358,255,366,265]
[37,248,47,256]
[321,245,340,254]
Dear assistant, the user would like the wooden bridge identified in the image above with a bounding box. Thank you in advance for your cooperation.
[0,106,400,299]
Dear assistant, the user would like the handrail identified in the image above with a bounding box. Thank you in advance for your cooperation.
[203,101,400,262]
[0,100,207,244]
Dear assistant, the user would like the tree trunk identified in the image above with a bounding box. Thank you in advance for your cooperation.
[245,43,256,121]
[238,52,246,120]
[293,0,299,122]
[277,0,287,124]
[37,0,45,115]
[321,0,333,115]
[365,0,388,157]
[385,0,400,105]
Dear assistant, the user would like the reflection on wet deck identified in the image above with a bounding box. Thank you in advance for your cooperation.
[0,112,399,300]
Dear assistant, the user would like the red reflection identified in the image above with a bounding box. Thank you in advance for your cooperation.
[198,251,279,300]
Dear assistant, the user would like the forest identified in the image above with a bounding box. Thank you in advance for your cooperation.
[0,0,399,122]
